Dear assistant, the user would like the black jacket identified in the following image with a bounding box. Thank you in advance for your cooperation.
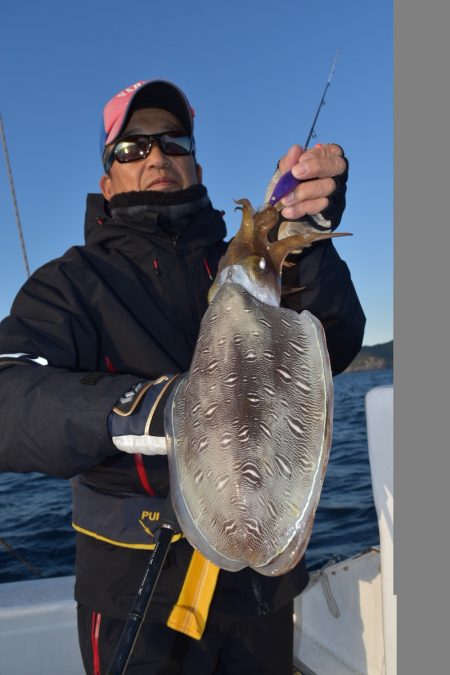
[0,185,365,621]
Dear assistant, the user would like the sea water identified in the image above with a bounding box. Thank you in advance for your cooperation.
[0,368,393,582]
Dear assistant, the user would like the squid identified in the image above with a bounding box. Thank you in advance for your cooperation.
[165,199,350,576]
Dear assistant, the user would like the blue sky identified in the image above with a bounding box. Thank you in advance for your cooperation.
[0,0,392,346]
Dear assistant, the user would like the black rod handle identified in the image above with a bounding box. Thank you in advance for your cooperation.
[107,495,180,675]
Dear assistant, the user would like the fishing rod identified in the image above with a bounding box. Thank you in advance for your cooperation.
[268,48,341,207]
[107,494,181,675]
[0,113,31,278]
[304,49,340,149]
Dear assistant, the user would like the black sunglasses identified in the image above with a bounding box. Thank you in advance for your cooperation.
[104,131,195,172]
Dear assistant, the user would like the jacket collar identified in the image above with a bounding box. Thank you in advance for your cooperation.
[83,185,227,255]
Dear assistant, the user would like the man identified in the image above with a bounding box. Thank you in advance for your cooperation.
[0,80,365,674]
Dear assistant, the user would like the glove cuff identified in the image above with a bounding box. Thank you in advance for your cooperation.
[109,375,179,445]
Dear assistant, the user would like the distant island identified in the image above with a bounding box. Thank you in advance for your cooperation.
[345,340,393,373]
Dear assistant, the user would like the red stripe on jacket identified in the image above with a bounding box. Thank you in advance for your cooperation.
[104,355,157,496]
[91,611,102,675]
[134,453,156,496]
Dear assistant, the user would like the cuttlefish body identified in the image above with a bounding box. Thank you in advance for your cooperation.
[165,199,350,576]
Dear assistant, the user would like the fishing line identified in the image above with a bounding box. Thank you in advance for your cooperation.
[0,113,31,278]
[0,536,42,578]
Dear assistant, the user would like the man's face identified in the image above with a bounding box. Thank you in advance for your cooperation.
[100,108,202,200]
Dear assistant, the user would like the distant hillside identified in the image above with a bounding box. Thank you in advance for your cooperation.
[345,340,393,373]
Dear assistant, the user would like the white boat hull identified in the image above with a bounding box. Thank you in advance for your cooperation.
[366,385,396,673]
[0,575,83,674]
[294,548,385,675]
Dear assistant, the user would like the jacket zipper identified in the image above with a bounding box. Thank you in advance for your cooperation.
[171,236,204,329]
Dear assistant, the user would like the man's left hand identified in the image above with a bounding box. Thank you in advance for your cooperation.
[277,143,347,220]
